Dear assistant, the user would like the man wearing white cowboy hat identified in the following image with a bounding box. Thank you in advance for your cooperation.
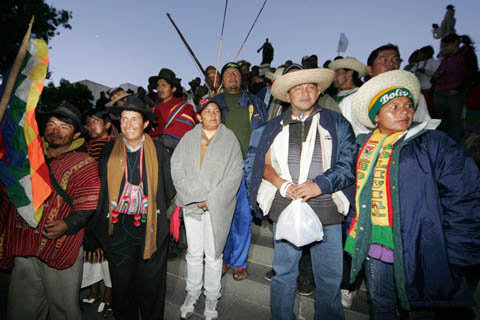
[246,65,357,320]
[328,57,366,105]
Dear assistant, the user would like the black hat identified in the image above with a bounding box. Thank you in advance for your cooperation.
[110,95,158,123]
[151,68,183,96]
[157,68,177,85]
[150,68,179,87]
[40,101,85,134]
[221,62,242,79]
[283,63,303,74]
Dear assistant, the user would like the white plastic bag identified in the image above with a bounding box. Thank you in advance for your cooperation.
[275,199,324,247]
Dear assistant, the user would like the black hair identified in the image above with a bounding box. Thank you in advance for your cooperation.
[460,35,476,50]
[420,46,435,59]
[198,100,221,116]
[339,68,364,88]
[120,109,147,122]
[51,114,80,133]
[367,44,400,66]
[351,70,363,87]
[441,33,460,45]
[85,109,111,123]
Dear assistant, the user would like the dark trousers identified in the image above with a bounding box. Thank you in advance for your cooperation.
[341,251,363,291]
[109,236,168,320]
[434,91,467,142]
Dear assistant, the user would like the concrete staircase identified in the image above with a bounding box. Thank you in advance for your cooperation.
[164,220,370,319]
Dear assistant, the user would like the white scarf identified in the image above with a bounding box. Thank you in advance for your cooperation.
[257,113,350,216]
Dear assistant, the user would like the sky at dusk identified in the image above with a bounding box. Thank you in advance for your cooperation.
[44,0,480,91]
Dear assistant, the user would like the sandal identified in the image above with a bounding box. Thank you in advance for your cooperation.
[233,267,248,281]
[222,264,229,276]
[103,303,113,318]
[81,296,100,309]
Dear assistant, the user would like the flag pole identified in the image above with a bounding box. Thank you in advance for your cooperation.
[213,0,229,93]
[233,0,268,61]
[166,13,215,92]
[0,16,34,122]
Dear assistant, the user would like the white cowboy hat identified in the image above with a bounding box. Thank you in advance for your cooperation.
[328,58,366,78]
[352,70,420,129]
[271,68,335,102]
[265,67,285,81]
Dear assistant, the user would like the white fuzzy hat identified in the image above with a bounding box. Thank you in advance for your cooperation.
[352,70,420,129]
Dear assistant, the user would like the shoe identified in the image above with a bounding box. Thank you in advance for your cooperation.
[233,267,248,281]
[81,296,100,310]
[341,289,356,308]
[297,280,314,296]
[180,294,198,319]
[264,269,276,282]
[204,298,218,320]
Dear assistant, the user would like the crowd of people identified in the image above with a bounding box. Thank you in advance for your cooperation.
[0,4,480,320]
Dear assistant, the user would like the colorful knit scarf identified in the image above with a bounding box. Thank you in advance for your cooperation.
[345,129,405,253]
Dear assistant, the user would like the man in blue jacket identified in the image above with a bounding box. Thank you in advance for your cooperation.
[245,65,357,320]
[212,62,267,280]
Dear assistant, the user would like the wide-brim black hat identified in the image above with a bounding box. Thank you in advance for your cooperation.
[151,68,179,86]
[109,95,158,123]
[38,100,85,134]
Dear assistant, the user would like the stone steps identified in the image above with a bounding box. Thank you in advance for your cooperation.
[165,219,370,319]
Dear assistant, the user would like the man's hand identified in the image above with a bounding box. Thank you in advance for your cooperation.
[41,220,68,240]
[290,181,322,202]
[197,201,208,211]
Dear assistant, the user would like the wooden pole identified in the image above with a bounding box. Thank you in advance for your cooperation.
[166,13,215,93]
[0,16,34,122]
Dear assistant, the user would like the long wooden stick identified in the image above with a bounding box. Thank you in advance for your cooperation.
[166,13,215,92]
[0,16,34,122]
[233,0,268,61]
[213,0,229,91]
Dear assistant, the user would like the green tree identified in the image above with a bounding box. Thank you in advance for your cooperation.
[0,0,72,76]
[40,79,93,113]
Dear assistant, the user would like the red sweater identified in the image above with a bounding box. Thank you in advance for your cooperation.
[149,97,196,140]
[2,150,100,269]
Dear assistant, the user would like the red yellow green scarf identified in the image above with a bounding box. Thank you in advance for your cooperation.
[345,129,405,253]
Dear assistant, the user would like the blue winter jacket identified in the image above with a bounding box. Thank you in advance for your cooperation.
[245,105,358,219]
[352,127,480,309]
[212,91,268,130]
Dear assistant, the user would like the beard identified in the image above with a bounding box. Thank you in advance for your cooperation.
[45,134,64,148]
[226,83,241,93]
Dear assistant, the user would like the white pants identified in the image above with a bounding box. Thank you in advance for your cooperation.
[81,260,112,288]
[184,210,222,299]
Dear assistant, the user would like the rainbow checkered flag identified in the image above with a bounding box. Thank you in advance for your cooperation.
[0,20,52,227]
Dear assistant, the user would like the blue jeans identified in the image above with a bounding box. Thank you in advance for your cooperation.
[364,257,397,320]
[270,224,344,320]
[223,173,252,269]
